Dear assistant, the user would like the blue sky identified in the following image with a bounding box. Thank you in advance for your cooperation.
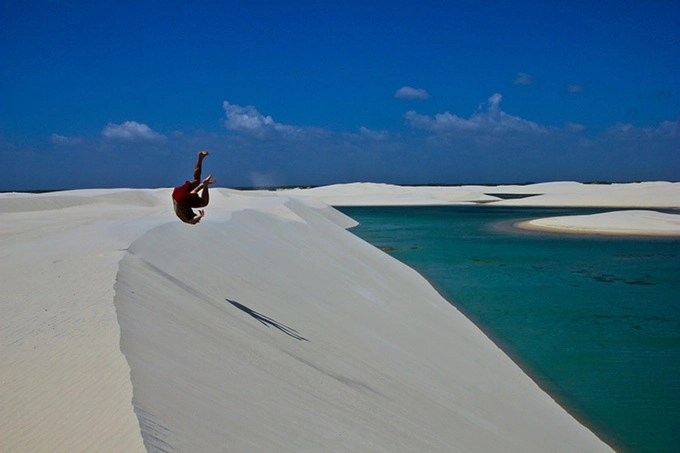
[1,0,679,190]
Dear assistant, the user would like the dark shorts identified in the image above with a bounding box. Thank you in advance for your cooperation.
[173,198,196,221]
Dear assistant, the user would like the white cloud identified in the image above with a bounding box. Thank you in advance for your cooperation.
[567,84,584,93]
[223,101,302,138]
[102,121,166,143]
[604,118,679,139]
[653,119,679,138]
[512,72,534,86]
[358,126,390,140]
[405,93,546,134]
[564,121,586,133]
[394,86,431,100]
[50,134,82,145]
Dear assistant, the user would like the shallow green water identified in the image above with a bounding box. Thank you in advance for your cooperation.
[339,206,680,453]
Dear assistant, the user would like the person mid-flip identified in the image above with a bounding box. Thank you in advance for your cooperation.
[172,151,216,224]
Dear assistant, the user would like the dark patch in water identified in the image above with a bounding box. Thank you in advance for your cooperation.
[594,314,666,323]
[470,258,496,265]
[377,245,420,252]
[624,278,656,286]
[484,193,543,200]
[614,253,678,259]
[593,274,618,283]
[571,269,657,286]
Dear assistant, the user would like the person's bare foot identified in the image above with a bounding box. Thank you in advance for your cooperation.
[202,174,216,185]
[198,150,209,159]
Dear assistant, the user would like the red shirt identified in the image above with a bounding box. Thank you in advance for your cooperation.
[172,181,201,208]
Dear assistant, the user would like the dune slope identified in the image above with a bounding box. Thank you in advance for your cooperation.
[114,197,613,452]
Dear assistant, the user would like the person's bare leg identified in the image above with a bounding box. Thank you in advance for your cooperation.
[190,174,215,195]
[193,150,209,182]
[199,174,216,207]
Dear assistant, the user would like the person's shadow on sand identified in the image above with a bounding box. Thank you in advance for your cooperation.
[226,299,309,342]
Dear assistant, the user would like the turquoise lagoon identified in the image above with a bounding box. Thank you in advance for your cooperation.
[339,206,680,453]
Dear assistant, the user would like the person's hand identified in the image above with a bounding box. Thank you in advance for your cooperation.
[191,209,205,224]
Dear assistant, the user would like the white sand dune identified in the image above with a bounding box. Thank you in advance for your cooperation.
[7,182,674,452]
[489,181,680,208]
[282,181,680,208]
[282,182,501,205]
[517,210,680,236]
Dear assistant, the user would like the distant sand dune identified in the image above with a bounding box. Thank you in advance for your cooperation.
[517,210,680,236]
[283,181,680,209]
